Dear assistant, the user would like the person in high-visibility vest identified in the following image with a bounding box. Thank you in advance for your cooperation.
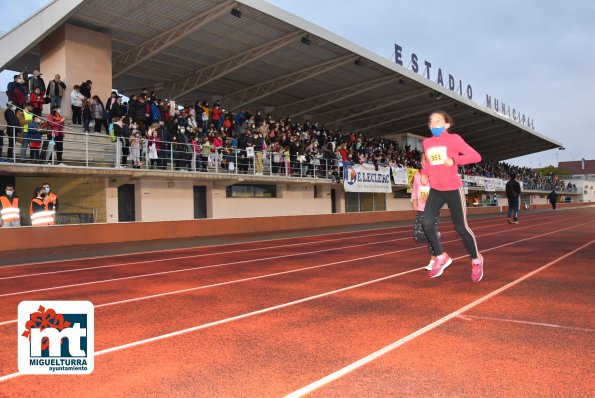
[18,102,34,162]
[0,184,21,227]
[30,186,54,226]
[42,182,58,225]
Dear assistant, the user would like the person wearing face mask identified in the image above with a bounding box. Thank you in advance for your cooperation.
[172,126,187,170]
[30,186,54,226]
[28,70,46,99]
[0,185,21,227]
[16,102,34,163]
[253,132,265,175]
[421,110,484,283]
[47,74,66,109]
[106,91,118,124]
[41,183,58,219]
[6,75,27,108]
[47,106,65,164]
[4,102,20,160]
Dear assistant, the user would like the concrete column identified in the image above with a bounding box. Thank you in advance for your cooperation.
[39,24,112,120]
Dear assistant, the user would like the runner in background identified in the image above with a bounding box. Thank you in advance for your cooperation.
[411,155,439,270]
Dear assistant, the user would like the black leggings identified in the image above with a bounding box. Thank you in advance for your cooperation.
[422,187,479,259]
[414,211,439,256]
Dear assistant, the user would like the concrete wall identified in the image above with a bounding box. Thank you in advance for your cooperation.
[40,24,112,118]
[14,176,107,224]
[211,182,334,218]
[137,178,195,222]
[569,179,595,203]
[386,194,415,211]
[0,205,509,252]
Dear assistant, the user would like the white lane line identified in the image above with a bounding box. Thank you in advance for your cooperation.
[0,227,592,384]
[0,267,422,384]
[0,240,431,327]
[1,214,515,281]
[283,238,595,398]
[0,224,413,270]
[0,225,499,327]
[458,315,595,332]
[0,212,546,270]
[0,235,415,298]
[0,228,410,281]
[0,215,569,299]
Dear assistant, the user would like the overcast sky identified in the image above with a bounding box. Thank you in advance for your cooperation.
[1,0,593,168]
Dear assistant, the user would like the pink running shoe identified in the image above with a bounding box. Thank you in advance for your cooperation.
[471,254,484,282]
[429,253,452,278]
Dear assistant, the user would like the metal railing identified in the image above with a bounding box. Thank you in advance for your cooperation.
[2,124,586,192]
[0,123,116,167]
[1,122,342,179]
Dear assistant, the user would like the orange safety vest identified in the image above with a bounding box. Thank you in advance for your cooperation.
[44,192,57,225]
[44,192,58,209]
[0,196,20,222]
[30,198,55,226]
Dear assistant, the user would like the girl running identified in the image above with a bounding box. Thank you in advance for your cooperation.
[411,155,439,270]
[421,110,484,282]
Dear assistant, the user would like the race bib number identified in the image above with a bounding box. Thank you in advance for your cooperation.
[426,146,447,166]
[418,186,430,204]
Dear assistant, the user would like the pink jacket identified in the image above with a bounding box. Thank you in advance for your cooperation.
[47,114,65,138]
[422,131,481,191]
[411,172,431,212]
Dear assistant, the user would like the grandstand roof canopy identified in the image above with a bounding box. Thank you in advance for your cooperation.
[0,0,563,161]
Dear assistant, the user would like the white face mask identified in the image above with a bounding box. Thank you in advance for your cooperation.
[44,187,50,193]
[5,190,14,196]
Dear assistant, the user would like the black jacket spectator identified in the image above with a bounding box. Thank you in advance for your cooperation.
[80,81,92,98]
[505,178,521,199]
[110,102,123,118]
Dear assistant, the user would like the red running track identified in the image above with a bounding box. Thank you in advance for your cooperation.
[0,207,593,397]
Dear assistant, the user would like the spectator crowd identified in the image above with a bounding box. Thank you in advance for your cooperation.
[1,67,576,193]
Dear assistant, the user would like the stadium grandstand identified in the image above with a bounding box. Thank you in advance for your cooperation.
[1,2,594,397]
[0,0,586,227]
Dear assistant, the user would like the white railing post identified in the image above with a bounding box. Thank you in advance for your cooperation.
[234,149,238,175]
[115,140,121,167]
[12,128,17,163]
[215,148,219,173]
[51,134,56,165]
[85,133,89,167]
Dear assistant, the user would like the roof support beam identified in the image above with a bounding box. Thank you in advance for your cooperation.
[225,54,355,111]
[357,102,477,135]
[449,117,491,132]
[466,125,519,145]
[391,108,477,135]
[475,136,530,152]
[476,140,551,160]
[345,100,452,132]
[160,31,303,101]
[0,0,86,70]
[112,0,232,78]
[324,89,431,127]
[280,75,399,118]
